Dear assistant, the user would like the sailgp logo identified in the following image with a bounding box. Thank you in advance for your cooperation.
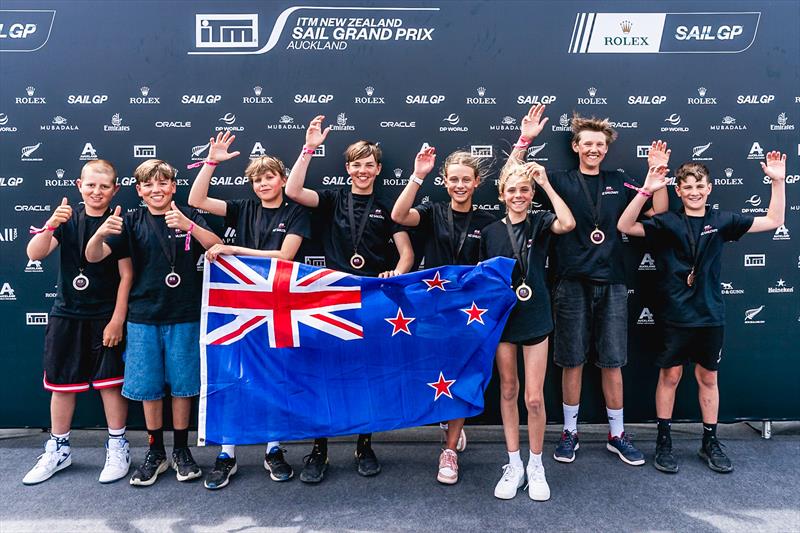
[188,7,439,55]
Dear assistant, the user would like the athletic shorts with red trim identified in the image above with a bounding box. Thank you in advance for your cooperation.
[42,316,125,393]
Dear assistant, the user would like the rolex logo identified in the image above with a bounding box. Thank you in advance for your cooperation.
[365,86,375,96]
[477,87,486,97]
[140,86,150,96]
[26,86,35,96]
[393,168,403,179]
[620,20,632,33]
[588,87,597,97]
[724,168,734,178]
[698,87,707,97]
[56,168,65,178]
[253,86,263,96]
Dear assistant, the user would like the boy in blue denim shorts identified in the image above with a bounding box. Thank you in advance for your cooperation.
[86,159,222,486]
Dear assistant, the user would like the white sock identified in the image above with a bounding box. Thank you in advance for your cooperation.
[528,450,543,468]
[563,403,579,433]
[267,441,280,453]
[221,445,236,458]
[607,407,624,438]
[508,449,523,469]
[108,426,126,439]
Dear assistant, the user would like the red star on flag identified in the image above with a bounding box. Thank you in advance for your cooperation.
[422,270,451,291]
[385,307,415,336]
[461,301,488,325]
[427,371,456,401]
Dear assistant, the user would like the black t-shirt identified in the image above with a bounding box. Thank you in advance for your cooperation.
[224,198,311,250]
[413,201,497,267]
[544,169,650,284]
[107,206,212,324]
[316,188,405,276]
[50,207,122,319]
[642,209,754,327]
[480,211,557,341]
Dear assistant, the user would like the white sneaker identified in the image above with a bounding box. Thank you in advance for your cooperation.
[439,423,468,452]
[493,463,525,499]
[526,463,551,501]
[437,449,458,485]
[22,439,72,485]
[99,438,131,483]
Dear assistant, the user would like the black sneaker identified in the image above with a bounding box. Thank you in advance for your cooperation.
[699,437,733,473]
[264,447,294,482]
[172,447,202,482]
[554,430,580,463]
[300,447,328,483]
[204,453,237,490]
[654,434,679,473]
[355,446,381,477]
[129,449,169,486]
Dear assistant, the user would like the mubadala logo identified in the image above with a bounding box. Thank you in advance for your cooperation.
[638,253,656,271]
[741,194,767,213]
[578,86,607,105]
[294,93,333,104]
[691,142,712,161]
[720,281,744,295]
[661,114,688,132]
[21,142,42,161]
[714,167,743,186]
[0,282,16,301]
[385,168,408,186]
[466,87,496,105]
[41,115,79,132]
[744,253,765,267]
[16,86,46,104]
[773,225,790,241]
[45,168,75,187]
[79,142,98,161]
[249,142,267,159]
[517,95,556,105]
[489,116,519,132]
[628,94,666,105]
[355,86,384,104]
[710,115,747,131]
[243,86,273,104]
[551,113,571,132]
[155,120,191,128]
[380,120,416,128]
[134,145,157,158]
[0,112,17,132]
[67,94,109,105]
[747,141,765,160]
[688,87,717,105]
[130,86,160,104]
[440,113,468,132]
[744,305,765,324]
[637,307,655,325]
[470,145,493,158]
[216,113,244,132]
[104,113,130,132]
[527,143,548,162]
[26,313,48,326]
[768,278,794,294]
[737,94,775,105]
[405,94,445,104]
[329,112,355,131]
[0,228,17,242]
[181,94,222,104]
[267,115,305,130]
[770,113,795,131]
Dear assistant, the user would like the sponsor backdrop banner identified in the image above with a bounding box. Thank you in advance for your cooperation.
[1,1,797,427]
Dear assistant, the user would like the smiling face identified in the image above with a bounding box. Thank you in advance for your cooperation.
[251,170,285,206]
[345,154,381,194]
[77,167,118,214]
[501,173,533,217]
[444,163,479,210]
[136,174,176,213]
[676,175,712,213]
[572,130,608,174]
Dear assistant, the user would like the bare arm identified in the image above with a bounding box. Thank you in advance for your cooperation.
[285,114,330,208]
[510,104,549,162]
[188,131,240,216]
[526,163,575,235]
[379,231,414,278]
[27,197,71,260]
[86,206,123,263]
[165,202,222,250]
[205,234,304,263]
[618,165,669,237]
[391,145,436,226]
[644,140,671,216]
[102,257,133,348]
[749,151,786,233]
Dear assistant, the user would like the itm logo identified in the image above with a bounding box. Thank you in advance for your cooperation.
[0,10,56,52]
[79,142,98,161]
[744,253,765,267]
[770,113,795,131]
[312,145,325,157]
[638,253,656,271]
[0,282,15,301]
[21,142,42,161]
[691,142,712,160]
[305,256,327,267]
[470,145,493,158]
[773,225,790,241]
[637,307,655,325]
[134,145,157,158]
[466,86,496,105]
[636,145,651,158]
[250,142,266,159]
[26,313,48,326]
[744,305,765,324]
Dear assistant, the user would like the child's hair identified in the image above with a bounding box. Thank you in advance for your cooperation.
[80,159,117,183]
[134,159,176,184]
[344,140,382,164]
[675,162,710,185]
[440,151,489,183]
[571,113,618,145]
[245,155,287,181]
[497,160,534,201]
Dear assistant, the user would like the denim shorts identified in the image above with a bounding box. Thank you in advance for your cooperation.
[552,279,628,369]
[122,321,200,401]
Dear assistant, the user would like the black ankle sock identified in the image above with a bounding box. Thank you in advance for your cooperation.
[357,433,372,453]
[173,428,189,449]
[148,428,165,452]
[657,418,672,438]
[313,438,328,456]
[702,422,717,443]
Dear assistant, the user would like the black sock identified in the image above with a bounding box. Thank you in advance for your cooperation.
[357,433,372,454]
[148,428,165,453]
[313,438,328,456]
[657,418,672,439]
[174,428,189,449]
[702,422,717,443]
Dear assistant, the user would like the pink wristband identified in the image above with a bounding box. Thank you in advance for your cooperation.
[184,222,194,251]
[186,159,219,169]
[624,182,652,197]
[514,136,531,149]
[301,146,315,155]
[29,224,56,234]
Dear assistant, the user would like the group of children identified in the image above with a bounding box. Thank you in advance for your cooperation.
[23,104,787,502]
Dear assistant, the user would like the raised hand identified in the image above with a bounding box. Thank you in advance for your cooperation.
[524,162,549,187]
[647,140,671,169]
[207,131,241,163]
[205,243,235,263]
[47,197,73,229]
[413,145,436,177]
[98,205,123,237]
[644,165,669,192]
[761,151,786,182]
[165,201,190,231]
[520,104,549,141]
[305,115,331,149]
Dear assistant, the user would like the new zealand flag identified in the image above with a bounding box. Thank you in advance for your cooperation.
[199,256,516,444]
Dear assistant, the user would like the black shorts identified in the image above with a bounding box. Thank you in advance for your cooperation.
[43,316,125,392]
[656,325,724,371]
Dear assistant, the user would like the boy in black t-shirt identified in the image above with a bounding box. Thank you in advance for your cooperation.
[86,159,222,487]
[23,160,133,485]
[618,151,787,473]
[286,115,414,483]
[188,131,311,489]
